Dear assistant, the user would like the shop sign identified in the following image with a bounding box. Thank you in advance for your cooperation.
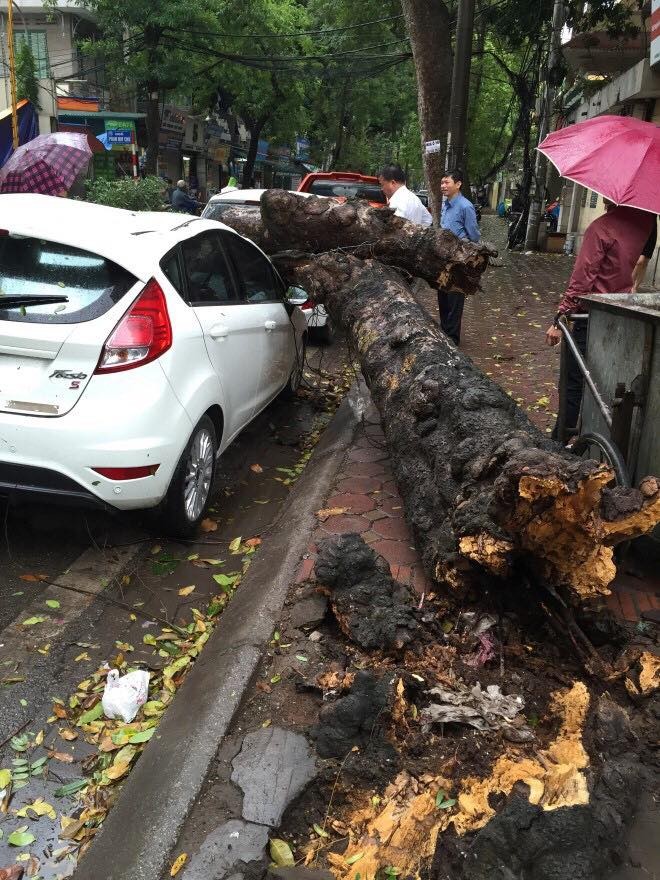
[104,119,135,146]
[257,139,269,159]
[161,107,187,135]
[182,118,206,151]
[211,145,230,163]
[295,137,310,160]
[652,0,660,67]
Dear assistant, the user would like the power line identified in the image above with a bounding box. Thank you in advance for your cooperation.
[158,35,410,65]
[157,35,411,74]
[167,13,405,41]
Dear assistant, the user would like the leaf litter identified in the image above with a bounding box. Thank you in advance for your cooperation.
[0,360,353,874]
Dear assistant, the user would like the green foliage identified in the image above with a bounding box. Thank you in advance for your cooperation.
[466,41,523,183]
[15,42,40,109]
[73,0,221,91]
[84,177,168,211]
[301,0,419,179]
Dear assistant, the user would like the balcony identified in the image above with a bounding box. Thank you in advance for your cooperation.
[563,30,648,78]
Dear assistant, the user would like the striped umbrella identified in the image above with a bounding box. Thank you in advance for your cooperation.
[0,132,94,195]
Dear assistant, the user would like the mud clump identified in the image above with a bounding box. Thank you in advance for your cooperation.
[312,670,398,760]
[314,534,421,651]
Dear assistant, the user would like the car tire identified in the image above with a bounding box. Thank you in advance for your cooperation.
[315,318,334,345]
[280,334,307,399]
[162,415,217,538]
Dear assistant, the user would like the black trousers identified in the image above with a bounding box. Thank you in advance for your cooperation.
[437,290,465,345]
[553,321,588,439]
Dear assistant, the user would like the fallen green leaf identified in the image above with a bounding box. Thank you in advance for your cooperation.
[128,728,155,744]
[54,778,89,798]
[346,852,364,865]
[77,701,103,726]
[22,616,47,626]
[45,599,61,609]
[7,829,36,847]
[435,790,457,810]
[269,838,295,867]
[212,573,238,590]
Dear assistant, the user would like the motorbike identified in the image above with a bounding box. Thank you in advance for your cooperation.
[507,210,527,249]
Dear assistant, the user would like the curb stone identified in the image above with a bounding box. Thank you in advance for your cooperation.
[74,382,365,880]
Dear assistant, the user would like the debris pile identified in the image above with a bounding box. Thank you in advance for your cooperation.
[272,534,658,880]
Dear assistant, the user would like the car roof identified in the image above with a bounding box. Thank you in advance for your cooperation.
[0,194,235,281]
[207,188,315,204]
[298,171,379,190]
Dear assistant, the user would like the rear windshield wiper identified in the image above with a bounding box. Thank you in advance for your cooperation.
[0,295,69,308]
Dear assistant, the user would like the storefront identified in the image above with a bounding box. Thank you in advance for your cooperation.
[56,105,145,179]
[158,106,187,183]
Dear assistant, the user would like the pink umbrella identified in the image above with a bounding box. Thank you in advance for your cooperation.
[0,132,95,196]
[538,115,660,214]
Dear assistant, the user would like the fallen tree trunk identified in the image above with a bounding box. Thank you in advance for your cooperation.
[223,191,497,294]
[281,252,660,605]
[221,192,660,606]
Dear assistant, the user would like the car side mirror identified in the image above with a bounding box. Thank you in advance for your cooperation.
[285,286,309,307]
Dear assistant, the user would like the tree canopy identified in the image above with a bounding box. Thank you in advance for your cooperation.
[63,0,646,186]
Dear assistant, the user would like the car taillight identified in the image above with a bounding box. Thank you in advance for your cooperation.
[92,465,160,480]
[95,278,172,373]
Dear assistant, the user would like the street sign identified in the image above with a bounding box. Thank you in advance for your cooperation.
[652,0,660,67]
[104,119,136,148]
[105,129,133,145]
[425,139,442,154]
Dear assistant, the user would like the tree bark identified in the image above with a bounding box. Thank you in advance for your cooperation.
[144,82,160,177]
[143,26,163,177]
[281,251,660,604]
[220,190,660,605]
[260,191,495,295]
[329,80,351,170]
[400,0,453,223]
[242,113,269,188]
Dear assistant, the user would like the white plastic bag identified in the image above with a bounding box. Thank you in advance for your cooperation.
[102,668,150,723]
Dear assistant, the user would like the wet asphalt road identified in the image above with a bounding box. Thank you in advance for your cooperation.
[0,338,349,877]
[0,336,348,741]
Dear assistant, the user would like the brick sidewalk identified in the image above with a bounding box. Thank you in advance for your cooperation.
[416,215,574,435]
[296,217,659,625]
[296,398,432,597]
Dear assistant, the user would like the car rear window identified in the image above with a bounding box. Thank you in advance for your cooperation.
[307,181,386,204]
[0,236,137,324]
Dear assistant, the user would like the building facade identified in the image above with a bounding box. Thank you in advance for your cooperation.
[557,3,659,284]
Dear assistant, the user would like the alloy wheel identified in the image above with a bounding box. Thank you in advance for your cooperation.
[183,427,214,521]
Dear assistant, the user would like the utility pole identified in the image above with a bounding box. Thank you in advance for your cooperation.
[446,0,476,172]
[7,0,19,149]
[524,0,564,250]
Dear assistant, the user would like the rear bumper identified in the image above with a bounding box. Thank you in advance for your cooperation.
[0,362,193,511]
[0,462,108,509]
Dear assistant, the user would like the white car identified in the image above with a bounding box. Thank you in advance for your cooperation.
[0,195,307,536]
[203,189,333,343]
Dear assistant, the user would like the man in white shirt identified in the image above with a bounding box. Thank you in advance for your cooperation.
[378,163,432,227]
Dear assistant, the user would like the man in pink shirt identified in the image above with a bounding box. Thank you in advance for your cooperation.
[545,202,653,438]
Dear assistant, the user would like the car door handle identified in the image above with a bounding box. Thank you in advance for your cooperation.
[209,324,229,339]
[264,320,276,332]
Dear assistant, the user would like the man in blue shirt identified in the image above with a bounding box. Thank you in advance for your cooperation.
[438,169,480,345]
